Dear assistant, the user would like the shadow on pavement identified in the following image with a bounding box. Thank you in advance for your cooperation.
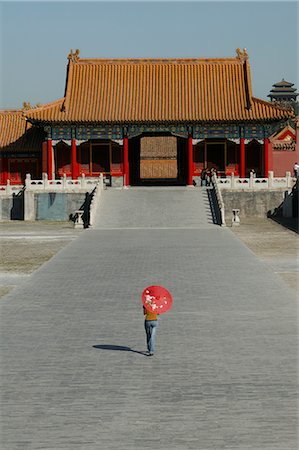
[93,344,147,356]
[267,179,298,234]
[270,216,298,234]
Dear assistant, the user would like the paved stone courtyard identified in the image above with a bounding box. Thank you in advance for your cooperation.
[0,188,298,450]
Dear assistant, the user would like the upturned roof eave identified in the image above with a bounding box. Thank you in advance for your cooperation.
[24,116,293,127]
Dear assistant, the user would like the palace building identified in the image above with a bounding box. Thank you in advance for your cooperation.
[0,48,297,186]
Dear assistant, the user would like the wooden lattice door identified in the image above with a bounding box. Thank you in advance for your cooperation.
[140,136,177,179]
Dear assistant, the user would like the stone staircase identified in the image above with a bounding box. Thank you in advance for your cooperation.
[93,187,214,229]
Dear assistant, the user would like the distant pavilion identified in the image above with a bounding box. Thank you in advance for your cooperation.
[268,79,298,103]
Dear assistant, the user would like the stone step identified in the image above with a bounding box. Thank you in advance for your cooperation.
[93,187,214,229]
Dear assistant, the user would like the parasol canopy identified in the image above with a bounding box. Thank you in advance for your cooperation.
[141,285,173,314]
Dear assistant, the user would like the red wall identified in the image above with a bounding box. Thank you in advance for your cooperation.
[272,144,299,176]
[272,127,298,176]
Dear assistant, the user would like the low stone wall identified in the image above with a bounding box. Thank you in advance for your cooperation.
[221,189,289,222]
[0,192,24,220]
[37,193,88,221]
[25,191,90,221]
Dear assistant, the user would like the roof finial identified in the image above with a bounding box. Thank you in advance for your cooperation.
[68,49,80,62]
[236,48,248,62]
[22,101,41,111]
[22,101,32,110]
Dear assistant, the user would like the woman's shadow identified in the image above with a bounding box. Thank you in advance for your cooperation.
[93,344,147,356]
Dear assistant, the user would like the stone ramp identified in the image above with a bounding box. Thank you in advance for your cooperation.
[93,187,214,229]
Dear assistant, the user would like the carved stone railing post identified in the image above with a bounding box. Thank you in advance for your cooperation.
[6,180,11,195]
[249,172,254,188]
[286,171,292,188]
[231,172,235,188]
[25,173,31,188]
[268,171,274,188]
[43,173,48,189]
[62,174,67,188]
[99,173,104,190]
[81,173,86,189]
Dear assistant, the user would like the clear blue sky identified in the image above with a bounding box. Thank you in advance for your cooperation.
[0,1,298,109]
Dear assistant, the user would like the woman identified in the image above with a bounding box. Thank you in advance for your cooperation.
[143,306,158,356]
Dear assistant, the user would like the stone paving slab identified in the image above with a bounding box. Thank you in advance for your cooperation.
[0,221,82,300]
[230,217,299,294]
[0,225,297,450]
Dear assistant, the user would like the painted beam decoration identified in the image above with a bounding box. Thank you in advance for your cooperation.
[1,152,38,158]
[193,124,240,139]
[49,125,123,140]
[76,125,123,140]
[45,122,287,141]
[51,127,72,140]
[243,124,265,139]
[127,124,188,138]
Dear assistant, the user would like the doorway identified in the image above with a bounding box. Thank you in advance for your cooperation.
[91,143,110,175]
[206,141,225,174]
[129,134,188,185]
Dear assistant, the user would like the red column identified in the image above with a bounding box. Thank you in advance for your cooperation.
[47,139,53,180]
[240,138,245,178]
[77,146,82,176]
[268,140,273,174]
[188,135,193,186]
[1,158,9,184]
[123,136,129,186]
[71,138,78,179]
[264,138,269,177]
[42,141,47,174]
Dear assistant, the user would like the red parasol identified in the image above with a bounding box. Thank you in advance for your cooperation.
[141,285,173,314]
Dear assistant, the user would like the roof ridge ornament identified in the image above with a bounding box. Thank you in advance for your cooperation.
[68,49,80,62]
[236,48,248,62]
[22,102,42,111]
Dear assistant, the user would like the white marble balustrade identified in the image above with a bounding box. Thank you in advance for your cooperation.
[0,181,23,196]
[216,171,295,189]
[24,173,103,192]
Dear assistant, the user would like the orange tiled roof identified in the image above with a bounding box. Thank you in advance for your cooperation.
[26,51,293,124]
[0,110,45,152]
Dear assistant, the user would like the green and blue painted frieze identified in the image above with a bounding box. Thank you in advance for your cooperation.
[46,121,288,141]
[127,124,188,138]
[193,124,240,139]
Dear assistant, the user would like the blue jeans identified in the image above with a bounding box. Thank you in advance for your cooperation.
[144,320,158,353]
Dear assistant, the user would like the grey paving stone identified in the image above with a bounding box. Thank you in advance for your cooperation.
[0,188,297,450]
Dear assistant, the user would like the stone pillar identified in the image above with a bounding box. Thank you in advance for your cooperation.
[123,135,129,186]
[47,139,53,180]
[264,138,269,177]
[188,134,193,186]
[71,138,78,179]
[240,138,245,178]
